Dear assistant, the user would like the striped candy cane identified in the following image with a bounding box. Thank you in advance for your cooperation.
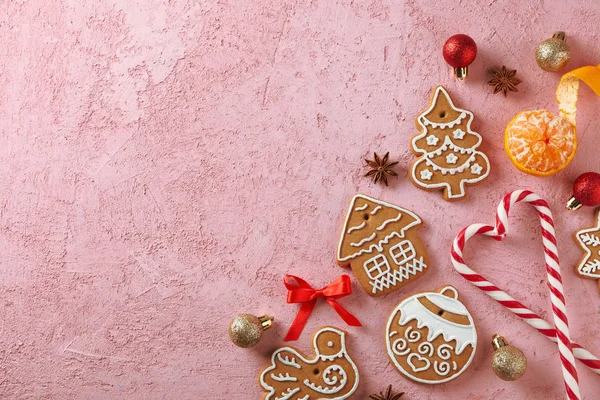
[451,190,600,400]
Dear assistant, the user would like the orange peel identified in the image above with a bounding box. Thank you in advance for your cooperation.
[505,64,600,176]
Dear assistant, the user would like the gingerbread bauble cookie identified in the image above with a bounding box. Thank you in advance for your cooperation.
[574,209,600,292]
[386,286,477,384]
[337,194,430,296]
[410,86,490,201]
[259,326,359,399]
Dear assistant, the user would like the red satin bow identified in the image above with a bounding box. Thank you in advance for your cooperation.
[283,274,362,341]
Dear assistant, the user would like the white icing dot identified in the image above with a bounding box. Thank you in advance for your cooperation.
[446,153,458,164]
[420,169,433,181]
[453,128,466,140]
[426,135,439,146]
[470,163,483,175]
[327,341,334,347]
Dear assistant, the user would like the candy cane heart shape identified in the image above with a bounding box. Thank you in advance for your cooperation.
[451,190,600,400]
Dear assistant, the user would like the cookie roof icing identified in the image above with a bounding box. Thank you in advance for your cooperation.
[337,195,422,262]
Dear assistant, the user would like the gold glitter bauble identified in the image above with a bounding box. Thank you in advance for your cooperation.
[535,32,570,72]
[228,314,273,348]
[491,334,527,381]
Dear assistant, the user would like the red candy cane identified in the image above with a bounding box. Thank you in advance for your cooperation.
[451,190,600,400]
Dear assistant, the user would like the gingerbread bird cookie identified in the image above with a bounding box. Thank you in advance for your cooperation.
[259,327,359,400]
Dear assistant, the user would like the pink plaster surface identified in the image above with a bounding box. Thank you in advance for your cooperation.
[1,0,600,399]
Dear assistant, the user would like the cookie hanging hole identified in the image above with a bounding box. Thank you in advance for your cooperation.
[363,213,369,220]
[437,310,444,317]
[313,368,320,375]
[439,111,446,118]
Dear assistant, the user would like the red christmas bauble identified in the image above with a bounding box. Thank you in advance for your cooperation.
[443,34,477,68]
[573,172,600,206]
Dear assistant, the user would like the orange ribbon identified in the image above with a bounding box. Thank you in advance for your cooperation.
[283,274,361,341]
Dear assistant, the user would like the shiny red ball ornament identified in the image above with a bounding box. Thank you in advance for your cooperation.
[566,172,600,210]
[443,34,477,81]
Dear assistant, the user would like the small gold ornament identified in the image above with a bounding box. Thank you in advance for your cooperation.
[228,314,274,348]
[491,334,527,381]
[535,32,571,72]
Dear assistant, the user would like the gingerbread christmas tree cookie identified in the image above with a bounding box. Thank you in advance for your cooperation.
[575,209,600,292]
[410,86,490,201]
[337,194,429,296]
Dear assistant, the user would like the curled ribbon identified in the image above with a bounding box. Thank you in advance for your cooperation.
[283,274,362,341]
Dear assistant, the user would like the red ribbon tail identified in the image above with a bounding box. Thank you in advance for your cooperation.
[327,299,362,327]
[284,300,316,341]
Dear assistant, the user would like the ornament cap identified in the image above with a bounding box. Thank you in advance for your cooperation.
[566,197,583,211]
[553,31,566,41]
[492,333,508,350]
[258,315,274,330]
[455,67,468,81]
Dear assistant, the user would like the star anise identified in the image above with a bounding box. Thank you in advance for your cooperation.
[488,66,522,97]
[365,152,399,186]
[369,384,404,400]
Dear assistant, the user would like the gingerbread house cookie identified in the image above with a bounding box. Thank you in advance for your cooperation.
[337,194,429,296]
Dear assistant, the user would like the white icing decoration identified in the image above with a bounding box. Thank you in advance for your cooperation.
[350,232,376,247]
[418,341,434,357]
[327,341,334,347]
[575,212,600,279]
[369,256,427,294]
[437,344,453,360]
[421,111,466,129]
[446,153,458,164]
[411,87,490,199]
[420,169,433,181]
[407,353,431,373]
[453,128,466,139]
[259,327,359,399]
[426,135,439,146]
[276,353,301,369]
[385,287,477,384]
[370,206,382,215]
[397,295,476,354]
[405,326,421,343]
[347,221,365,234]
[275,387,300,400]
[425,291,470,316]
[337,195,422,262]
[391,338,410,356]
[271,373,297,382]
[376,213,402,231]
[355,203,368,211]
[434,361,451,376]
[470,163,483,175]
[303,365,347,394]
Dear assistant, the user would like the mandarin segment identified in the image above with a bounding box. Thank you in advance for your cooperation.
[505,110,576,176]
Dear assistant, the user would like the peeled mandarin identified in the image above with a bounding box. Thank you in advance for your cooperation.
[505,110,576,176]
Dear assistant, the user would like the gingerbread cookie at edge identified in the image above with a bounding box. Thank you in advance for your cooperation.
[574,209,600,292]
[410,86,490,201]
[386,286,477,384]
[337,194,429,297]
[259,326,359,400]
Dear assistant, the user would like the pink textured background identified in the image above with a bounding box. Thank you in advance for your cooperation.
[1,0,599,399]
